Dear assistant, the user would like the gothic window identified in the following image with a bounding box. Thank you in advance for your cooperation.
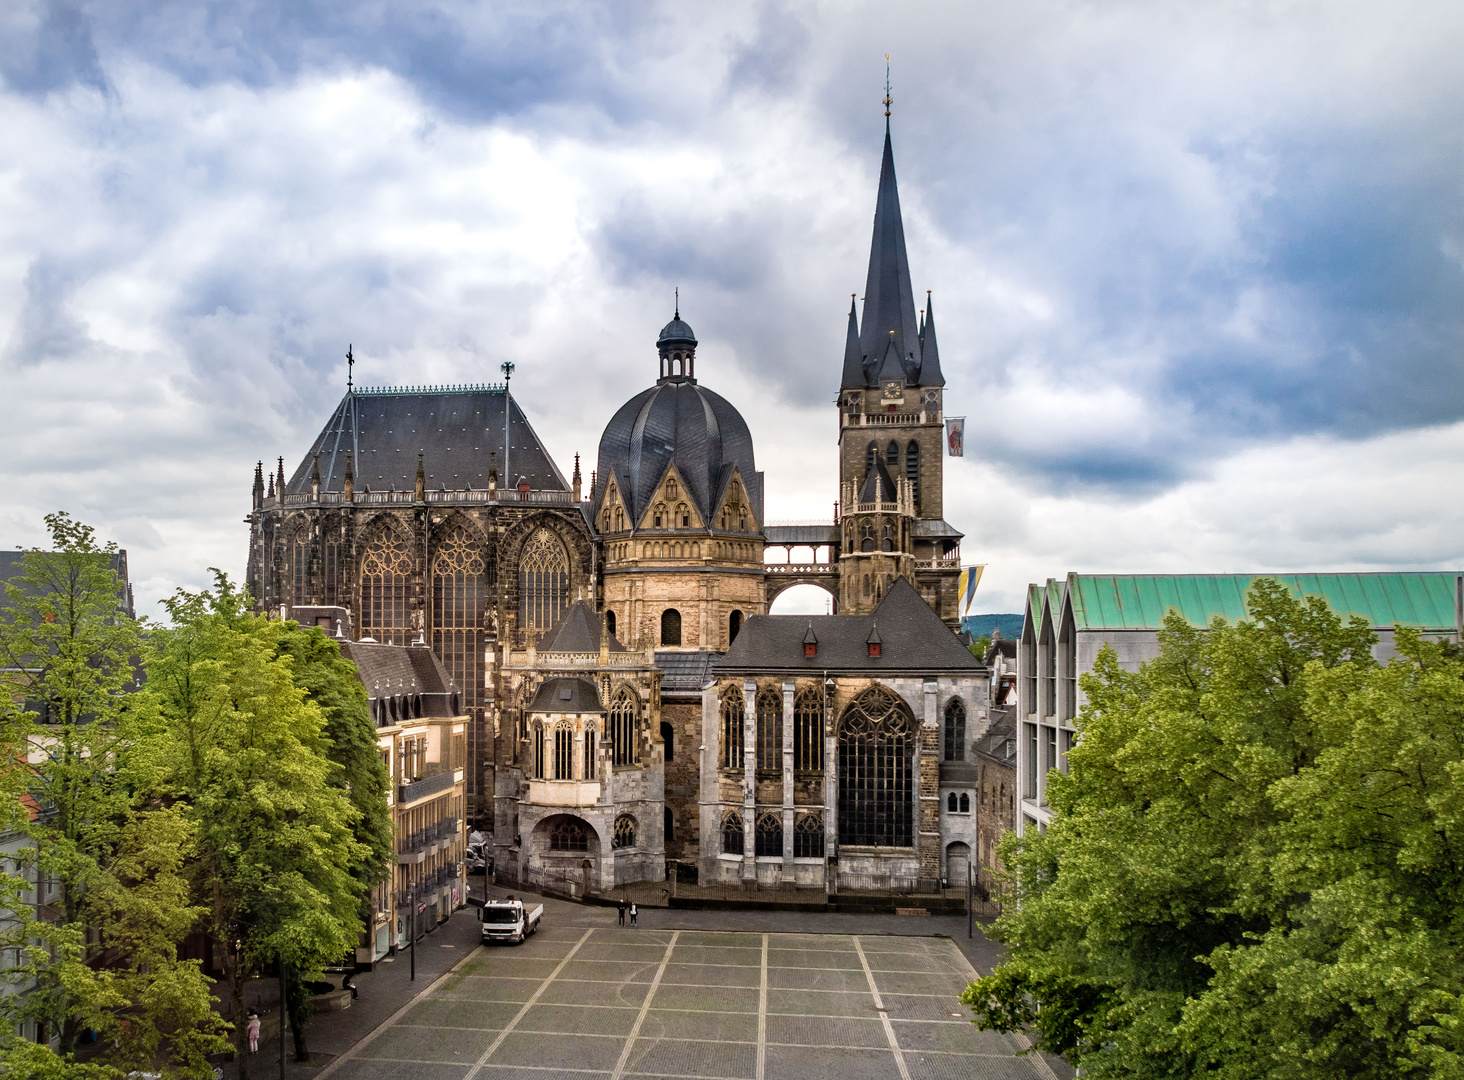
[615,508,624,530]
[959,793,970,813]
[755,687,782,771]
[947,792,958,812]
[666,478,677,498]
[755,812,783,857]
[323,539,339,605]
[584,727,596,777]
[794,687,823,772]
[881,522,894,552]
[432,526,485,709]
[676,502,690,527]
[886,440,899,466]
[729,610,742,644]
[722,812,744,855]
[605,609,616,637]
[944,698,967,762]
[661,608,682,646]
[613,814,637,850]
[794,814,825,858]
[360,525,413,645]
[549,818,589,852]
[518,528,569,637]
[554,724,574,780]
[837,686,914,848]
[610,688,638,766]
[533,723,545,778]
[291,530,310,607]
[653,503,665,528]
[860,524,875,553]
[660,721,674,762]
[602,509,610,532]
[720,684,744,769]
[906,441,920,510]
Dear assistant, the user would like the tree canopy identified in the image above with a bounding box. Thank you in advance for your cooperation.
[962,578,1464,1079]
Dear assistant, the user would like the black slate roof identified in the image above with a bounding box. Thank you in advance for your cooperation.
[286,387,568,495]
[596,377,763,527]
[0,550,135,620]
[528,677,604,714]
[717,578,981,674]
[654,650,723,696]
[858,458,898,503]
[338,640,459,716]
[536,600,627,653]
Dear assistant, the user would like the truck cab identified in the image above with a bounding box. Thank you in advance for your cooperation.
[480,897,542,945]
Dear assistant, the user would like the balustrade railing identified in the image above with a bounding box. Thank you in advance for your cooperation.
[266,487,581,510]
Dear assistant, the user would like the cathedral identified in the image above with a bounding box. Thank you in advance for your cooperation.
[246,115,988,895]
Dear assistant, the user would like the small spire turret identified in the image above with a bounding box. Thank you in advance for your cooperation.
[276,456,285,495]
[343,452,355,501]
[414,452,426,501]
[252,460,264,509]
[572,453,582,502]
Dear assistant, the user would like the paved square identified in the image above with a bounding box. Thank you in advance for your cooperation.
[325,927,1052,1080]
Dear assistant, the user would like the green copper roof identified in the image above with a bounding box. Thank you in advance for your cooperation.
[1066,573,1460,632]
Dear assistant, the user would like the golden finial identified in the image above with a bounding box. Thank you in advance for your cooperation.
[883,55,892,117]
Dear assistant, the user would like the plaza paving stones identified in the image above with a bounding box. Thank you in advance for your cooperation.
[321,927,1053,1080]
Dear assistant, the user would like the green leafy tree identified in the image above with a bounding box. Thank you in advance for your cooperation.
[141,574,365,1079]
[959,578,1464,1078]
[270,621,391,1059]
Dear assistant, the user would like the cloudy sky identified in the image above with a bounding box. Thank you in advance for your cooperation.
[2,0,1463,618]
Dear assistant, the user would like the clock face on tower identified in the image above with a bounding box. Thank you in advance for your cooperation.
[881,379,904,401]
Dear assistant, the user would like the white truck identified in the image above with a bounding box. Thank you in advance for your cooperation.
[479,897,542,944]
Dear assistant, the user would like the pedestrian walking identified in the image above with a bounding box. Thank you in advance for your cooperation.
[617,899,626,926]
[246,1012,261,1054]
[629,902,638,928]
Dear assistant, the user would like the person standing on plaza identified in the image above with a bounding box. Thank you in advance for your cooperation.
[629,902,638,928]
[617,898,626,926]
[246,1012,261,1054]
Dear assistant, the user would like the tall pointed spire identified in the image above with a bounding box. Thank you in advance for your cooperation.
[839,293,862,389]
[850,116,921,388]
[919,289,944,386]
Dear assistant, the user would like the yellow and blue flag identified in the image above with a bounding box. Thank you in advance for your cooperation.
[957,565,984,617]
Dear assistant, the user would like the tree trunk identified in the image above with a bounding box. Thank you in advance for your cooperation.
[286,972,312,1063]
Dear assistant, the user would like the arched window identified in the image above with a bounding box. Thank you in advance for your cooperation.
[794,686,823,772]
[944,698,967,761]
[433,526,485,710]
[755,812,783,857]
[886,440,899,467]
[613,814,637,850]
[554,724,574,780]
[720,684,744,769]
[360,525,413,645]
[838,687,914,847]
[664,807,674,844]
[728,610,743,645]
[610,689,638,767]
[531,720,544,778]
[605,609,616,637]
[794,814,824,858]
[660,720,674,762]
[518,528,569,638]
[881,522,894,552]
[322,538,340,605]
[906,441,920,510]
[947,792,958,812]
[549,818,589,852]
[755,687,782,771]
[860,524,875,553]
[676,502,690,528]
[661,608,682,646]
[722,812,744,855]
[959,793,970,813]
[291,530,310,607]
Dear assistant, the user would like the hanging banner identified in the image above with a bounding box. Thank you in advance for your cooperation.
[957,565,984,616]
[945,416,965,457]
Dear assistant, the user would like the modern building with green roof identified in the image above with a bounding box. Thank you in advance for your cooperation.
[1014,571,1464,836]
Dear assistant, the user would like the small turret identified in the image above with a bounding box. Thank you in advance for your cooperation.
[276,456,286,496]
[252,460,264,510]
[415,452,426,501]
[572,453,582,502]
[310,453,321,501]
[343,452,354,501]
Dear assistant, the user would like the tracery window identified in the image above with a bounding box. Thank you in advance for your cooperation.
[292,530,310,607]
[944,698,967,762]
[794,814,824,858]
[532,723,545,778]
[322,539,339,605]
[613,814,637,850]
[860,524,875,553]
[906,441,920,510]
[554,724,574,780]
[610,688,638,766]
[360,524,413,645]
[720,684,745,769]
[549,817,589,852]
[755,687,782,772]
[432,526,485,709]
[518,528,569,638]
[660,608,682,646]
[886,440,899,467]
[794,687,823,772]
[881,521,894,552]
[584,727,596,777]
[722,812,744,855]
[755,812,783,857]
[837,687,914,848]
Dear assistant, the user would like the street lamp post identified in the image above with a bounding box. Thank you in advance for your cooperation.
[409,879,416,982]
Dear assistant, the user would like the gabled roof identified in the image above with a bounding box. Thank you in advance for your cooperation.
[338,640,460,716]
[717,578,981,674]
[858,457,898,503]
[287,387,568,496]
[536,600,627,653]
[655,650,722,696]
[528,677,604,714]
[1064,572,1462,632]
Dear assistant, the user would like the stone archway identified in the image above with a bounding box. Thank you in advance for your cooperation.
[527,813,604,896]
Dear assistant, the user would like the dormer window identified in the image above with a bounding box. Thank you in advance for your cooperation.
[866,623,882,658]
[803,623,818,658]
[868,642,881,657]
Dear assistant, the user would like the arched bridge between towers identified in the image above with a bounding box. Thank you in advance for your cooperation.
[764,523,841,610]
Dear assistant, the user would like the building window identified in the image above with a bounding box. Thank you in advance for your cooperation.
[549,818,589,852]
[613,814,637,850]
[661,608,682,646]
[1042,624,1056,717]
[432,526,485,710]
[943,698,966,761]
[1045,726,1058,801]
[837,686,914,848]
[860,525,876,553]
[794,814,824,858]
[959,792,970,813]
[610,689,638,767]
[664,807,674,843]
[728,610,742,645]
[1059,612,1077,721]
[906,441,919,510]
[1061,728,1075,772]
[1024,723,1038,799]
[720,684,744,768]
[533,723,545,779]
[755,687,782,771]
[722,812,744,855]
[554,725,574,780]
[880,522,894,551]
[518,528,569,638]
[886,440,898,466]
[660,720,674,762]
[291,530,309,607]
[360,525,413,645]
[794,686,823,772]
[605,609,616,637]
[947,792,958,813]
[755,812,783,857]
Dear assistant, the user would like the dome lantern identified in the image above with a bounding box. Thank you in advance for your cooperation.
[657,292,698,383]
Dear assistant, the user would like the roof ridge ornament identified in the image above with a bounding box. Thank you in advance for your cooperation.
[883,54,892,118]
